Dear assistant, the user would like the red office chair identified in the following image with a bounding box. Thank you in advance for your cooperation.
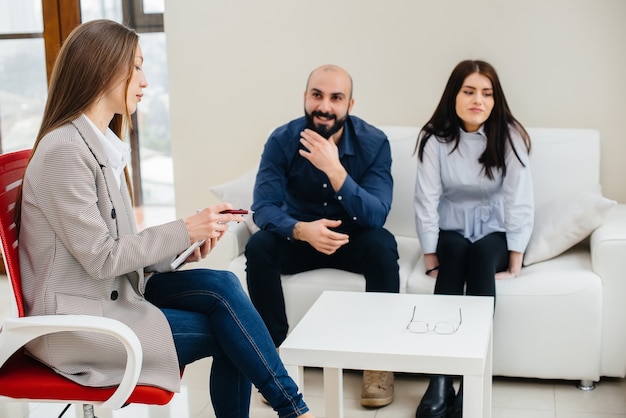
[0,149,176,418]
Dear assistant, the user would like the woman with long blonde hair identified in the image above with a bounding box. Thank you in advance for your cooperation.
[18,19,314,418]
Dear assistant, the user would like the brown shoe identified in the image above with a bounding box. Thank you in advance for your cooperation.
[360,370,394,407]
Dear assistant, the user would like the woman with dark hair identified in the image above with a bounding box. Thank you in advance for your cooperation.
[17,19,314,418]
[413,60,533,418]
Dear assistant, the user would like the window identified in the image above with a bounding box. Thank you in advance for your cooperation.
[81,0,173,217]
[0,0,174,226]
[0,0,47,154]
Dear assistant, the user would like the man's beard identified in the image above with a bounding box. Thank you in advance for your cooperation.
[304,109,348,139]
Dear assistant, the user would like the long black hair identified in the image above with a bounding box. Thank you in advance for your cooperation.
[416,60,530,179]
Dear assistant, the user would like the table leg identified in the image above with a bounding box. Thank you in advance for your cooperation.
[463,375,488,418]
[285,364,304,389]
[463,323,493,418]
[323,367,343,418]
[482,322,493,418]
[484,326,493,417]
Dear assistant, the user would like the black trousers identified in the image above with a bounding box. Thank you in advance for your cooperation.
[435,230,509,301]
[245,228,400,346]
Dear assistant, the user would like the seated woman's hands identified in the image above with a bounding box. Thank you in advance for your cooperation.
[495,251,523,280]
[424,253,439,278]
[183,203,245,261]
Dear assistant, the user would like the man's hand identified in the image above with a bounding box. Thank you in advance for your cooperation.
[293,219,349,255]
[299,129,347,191]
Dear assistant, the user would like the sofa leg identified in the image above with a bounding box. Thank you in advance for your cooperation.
[576,380,596,391]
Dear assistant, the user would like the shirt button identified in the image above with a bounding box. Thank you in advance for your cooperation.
[110,290,119,300]
[322,183,328,188]
[337,196,343,201]
[323,202,328,207]
[111,208,116,219]
[353,216,357,221]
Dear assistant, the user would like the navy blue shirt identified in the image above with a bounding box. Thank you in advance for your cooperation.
[252,115,393,239]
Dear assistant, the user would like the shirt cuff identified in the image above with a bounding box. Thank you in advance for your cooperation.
[419,233,439,255]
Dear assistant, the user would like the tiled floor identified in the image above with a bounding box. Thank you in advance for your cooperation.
[2,206,625,417]
[0,357,625,417]
[2,274,625,418]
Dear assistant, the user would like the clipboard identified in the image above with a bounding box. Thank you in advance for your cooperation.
[170,239,206,271]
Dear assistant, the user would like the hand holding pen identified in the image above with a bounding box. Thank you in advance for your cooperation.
[183,204,247,255]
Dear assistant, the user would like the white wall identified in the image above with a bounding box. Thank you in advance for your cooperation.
[164,0,626,224]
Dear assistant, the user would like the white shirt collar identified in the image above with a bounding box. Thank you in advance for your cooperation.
[460,124,487,139]
[83,114,131,189]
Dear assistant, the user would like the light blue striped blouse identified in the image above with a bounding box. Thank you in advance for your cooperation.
[414,126,534,254]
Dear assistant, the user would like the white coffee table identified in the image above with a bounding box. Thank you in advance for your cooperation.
[279,291,494,418]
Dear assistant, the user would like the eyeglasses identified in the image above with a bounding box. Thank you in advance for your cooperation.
[406,306,462,335]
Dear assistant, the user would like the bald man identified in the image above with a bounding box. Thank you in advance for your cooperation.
[246,65,400,408]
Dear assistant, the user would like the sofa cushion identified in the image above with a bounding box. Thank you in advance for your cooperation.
[403,242,604,380]
[380,126,420,239]
[229,234,421,328]
[523,186,616,266]
[407,243,598,295]
[526,128,600,208]
[493,246,603,380]
[230,235,421,294]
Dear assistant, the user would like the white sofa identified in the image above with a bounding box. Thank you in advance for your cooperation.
[209,126,626,388]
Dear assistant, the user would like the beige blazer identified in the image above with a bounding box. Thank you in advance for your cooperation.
[19,115,190,392]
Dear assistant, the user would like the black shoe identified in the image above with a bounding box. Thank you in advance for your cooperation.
[448,380,463,418]
[415,375,455,418]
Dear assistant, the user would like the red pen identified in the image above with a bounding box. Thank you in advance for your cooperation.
[220,209,253,214]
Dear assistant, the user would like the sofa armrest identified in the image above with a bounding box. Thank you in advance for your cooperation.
[591,204,626,278]
[590,203,626,376]
[206,221,252,269]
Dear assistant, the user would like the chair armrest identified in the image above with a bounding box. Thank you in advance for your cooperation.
[207,221,252,269]
[590,203,626,375]
[0,314,142,410]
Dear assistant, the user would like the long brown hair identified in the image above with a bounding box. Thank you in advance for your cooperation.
[16,19,138,228]
[416,60,530,179]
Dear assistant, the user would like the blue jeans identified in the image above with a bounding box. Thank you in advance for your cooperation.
[144,269,309,418]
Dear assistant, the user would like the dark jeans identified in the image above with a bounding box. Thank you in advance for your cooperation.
[245,228,400,346]
[435,230,509,301]
[144,269,309,418]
